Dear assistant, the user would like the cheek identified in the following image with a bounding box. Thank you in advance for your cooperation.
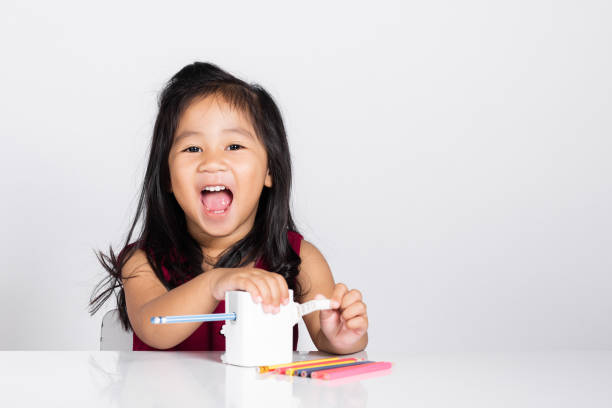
[169,159,191,185]
[169,165,194,201]
[234,162,266,193]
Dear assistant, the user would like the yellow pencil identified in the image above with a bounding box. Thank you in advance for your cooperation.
[258,357,344,373]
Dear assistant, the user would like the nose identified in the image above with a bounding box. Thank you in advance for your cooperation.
[197,149,228,173]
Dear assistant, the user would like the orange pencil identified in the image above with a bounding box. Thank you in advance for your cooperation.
[257,357,343,373]
[282,358,362,376]
[274,358,359,375]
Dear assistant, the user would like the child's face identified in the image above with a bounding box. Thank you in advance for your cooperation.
[168,95,272,251]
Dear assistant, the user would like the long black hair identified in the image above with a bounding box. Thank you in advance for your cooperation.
[89,62,305,330]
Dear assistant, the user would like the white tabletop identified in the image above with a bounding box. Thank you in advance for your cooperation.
[1,350,611,407]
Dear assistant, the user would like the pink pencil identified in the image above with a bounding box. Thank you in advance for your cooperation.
[311,361,392,380]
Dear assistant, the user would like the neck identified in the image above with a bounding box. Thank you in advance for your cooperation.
[186,208,258,263]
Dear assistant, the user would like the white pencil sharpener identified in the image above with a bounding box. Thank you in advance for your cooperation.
[219,289,331,367]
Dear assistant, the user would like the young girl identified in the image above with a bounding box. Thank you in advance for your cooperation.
[89,62,368,354]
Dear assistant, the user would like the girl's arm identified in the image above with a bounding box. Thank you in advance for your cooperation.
[121,249,290,350]
[297,240,369,355]
[121,249,223,349]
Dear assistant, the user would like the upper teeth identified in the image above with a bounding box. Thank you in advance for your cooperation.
[203,185,226,192]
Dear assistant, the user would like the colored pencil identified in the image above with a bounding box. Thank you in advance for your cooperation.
[311,361,393,380]
[150,313,236,324]
[272,357,354,374]
[297,361,374,377]
[257,357,343,374]
[285,358,362,376]
[278,358,359,375]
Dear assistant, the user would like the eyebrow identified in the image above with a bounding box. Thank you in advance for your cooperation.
[174,127,254,143]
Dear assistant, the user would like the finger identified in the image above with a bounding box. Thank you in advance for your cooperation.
[265,273,282,311]
[252,276,273,312]
[239,276,263,304]
[331,283,348,308]
[273,273,290,306]
[340,289,363,310]
[314,293,336,320]
[345,316,368,332]
[341,301,367,321]
[317,299,340,325]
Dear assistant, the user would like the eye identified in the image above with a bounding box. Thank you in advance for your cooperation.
[184,146,201,153]
[227,144,243,151]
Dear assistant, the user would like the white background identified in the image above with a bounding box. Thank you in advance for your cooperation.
[0,0,610,351]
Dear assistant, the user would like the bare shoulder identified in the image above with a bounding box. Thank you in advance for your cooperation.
[121,248,155,281]
[296,239,336,303]
[120,248,166,297]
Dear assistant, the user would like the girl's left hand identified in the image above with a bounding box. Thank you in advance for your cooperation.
[316,283,368,350]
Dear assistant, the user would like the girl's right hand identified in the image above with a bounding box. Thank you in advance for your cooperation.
[208,265,291,314]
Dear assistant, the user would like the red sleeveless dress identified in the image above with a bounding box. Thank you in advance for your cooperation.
[132,230,303,351]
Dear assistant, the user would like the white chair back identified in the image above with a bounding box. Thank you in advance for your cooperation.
[100,309,133,351]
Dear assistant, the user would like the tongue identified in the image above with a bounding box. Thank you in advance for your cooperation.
[202,191,232,211]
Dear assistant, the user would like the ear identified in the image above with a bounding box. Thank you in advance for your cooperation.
[264,169,273,188]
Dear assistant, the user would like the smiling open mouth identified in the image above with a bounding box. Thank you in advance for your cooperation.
[201,186,234,214]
